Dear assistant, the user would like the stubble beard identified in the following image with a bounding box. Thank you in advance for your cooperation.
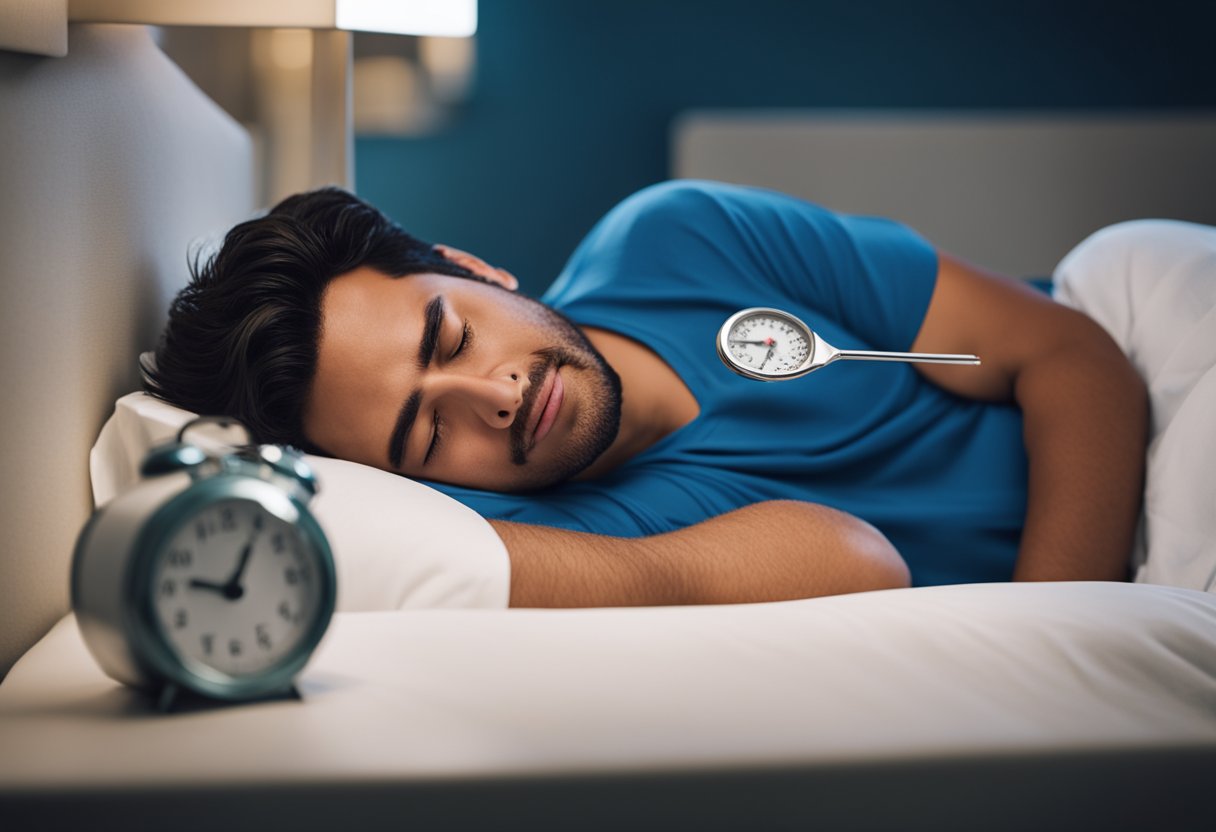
[503,303,622,492]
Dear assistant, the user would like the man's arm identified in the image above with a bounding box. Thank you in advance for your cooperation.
[491,500,909,607]
[911,253,1148,581]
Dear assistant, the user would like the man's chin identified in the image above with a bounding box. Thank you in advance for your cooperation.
[499,448,611,493]
[497,420,620,493]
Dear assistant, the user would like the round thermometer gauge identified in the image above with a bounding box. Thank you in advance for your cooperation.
[717,307,817,380]
[717,307,981,381]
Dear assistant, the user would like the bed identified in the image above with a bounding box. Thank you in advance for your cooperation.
[2,24,1215,832]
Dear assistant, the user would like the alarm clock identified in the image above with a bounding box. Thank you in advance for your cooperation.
[72,417,336,709]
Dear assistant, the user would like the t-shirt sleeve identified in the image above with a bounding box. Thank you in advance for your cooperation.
[426,462,740,538]
[547,180,940,352]
[807,209,941,351]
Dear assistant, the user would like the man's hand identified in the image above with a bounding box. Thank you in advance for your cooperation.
[911,253,1148,581]
[491,500,909,608]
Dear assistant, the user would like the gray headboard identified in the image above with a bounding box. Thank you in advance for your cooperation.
[0,24,254,678]
[673,110,1216,278]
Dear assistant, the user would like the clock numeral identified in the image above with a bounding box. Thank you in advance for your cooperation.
[160,578,176,598]
[167,548,193,568]
[229,638,242,657]
[256,624,272,650]
[285,566,311,585]
[174,609,188,629]
[253,514,264,531]
[201,633,214,655]
[278,601,293,622]
[272,533,286,554]
[220,508,236,531]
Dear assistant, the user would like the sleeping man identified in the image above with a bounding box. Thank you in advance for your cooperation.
[146,181,1150,607]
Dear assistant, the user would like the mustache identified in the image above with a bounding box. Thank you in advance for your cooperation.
[509,347,585,465]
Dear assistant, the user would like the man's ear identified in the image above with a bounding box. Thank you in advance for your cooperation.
[434,244,519,291]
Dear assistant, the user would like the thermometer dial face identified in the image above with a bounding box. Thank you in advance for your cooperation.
[717,308,814,380]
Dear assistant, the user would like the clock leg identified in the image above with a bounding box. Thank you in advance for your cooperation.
[149,681,301,713]
[155,682,180,713]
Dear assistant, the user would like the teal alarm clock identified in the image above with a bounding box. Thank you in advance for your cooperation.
[72,418,336,709]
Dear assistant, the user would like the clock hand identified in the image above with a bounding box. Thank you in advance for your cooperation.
[217,531,260,600]
[759,344,776,369]
[728,339,770,345]
[188,578,228,593]
[188,572,246,601]
[186,531,260,601]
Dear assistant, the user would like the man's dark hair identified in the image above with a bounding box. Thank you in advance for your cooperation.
[144,187,480,451]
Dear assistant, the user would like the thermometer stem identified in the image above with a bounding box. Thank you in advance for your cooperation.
[835,350,980,365]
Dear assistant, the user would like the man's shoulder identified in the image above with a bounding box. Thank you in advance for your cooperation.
[590,180,843,260]
[545,180,837,314]
[571,180,825,266]
[609,179,798,223]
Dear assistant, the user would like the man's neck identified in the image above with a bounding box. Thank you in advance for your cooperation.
[575,326,700,480]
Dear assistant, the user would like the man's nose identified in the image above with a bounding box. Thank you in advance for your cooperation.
[445,370,527,429]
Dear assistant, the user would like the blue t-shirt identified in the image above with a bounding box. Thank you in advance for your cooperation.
[432,181,1028,586]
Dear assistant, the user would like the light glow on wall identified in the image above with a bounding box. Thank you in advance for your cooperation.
[336,0,476,38]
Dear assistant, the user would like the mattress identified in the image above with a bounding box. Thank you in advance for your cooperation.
[2,580,1214,830]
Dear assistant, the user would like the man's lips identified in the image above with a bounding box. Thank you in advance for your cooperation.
[528,367,563,449]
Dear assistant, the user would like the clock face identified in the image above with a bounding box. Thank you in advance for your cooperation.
[148,497,323,679]
[725,312,811,376]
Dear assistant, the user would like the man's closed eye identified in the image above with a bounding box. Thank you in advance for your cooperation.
[424,410,445,466]
[451,320,472,360]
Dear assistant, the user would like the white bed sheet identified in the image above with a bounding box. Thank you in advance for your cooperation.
[2,581,1213,791]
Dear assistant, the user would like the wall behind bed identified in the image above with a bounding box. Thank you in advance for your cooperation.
[357,0,1216,296]
[0,25,254,678]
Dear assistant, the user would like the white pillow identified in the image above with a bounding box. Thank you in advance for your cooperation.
[1053,219,1216,592]
[90,392,510,611]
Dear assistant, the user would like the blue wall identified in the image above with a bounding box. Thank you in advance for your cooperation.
[356,0,1216,296]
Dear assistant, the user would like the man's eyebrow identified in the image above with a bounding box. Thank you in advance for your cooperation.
[417,295,445,369]
[388,295,444,469]
[388,389,422,470]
